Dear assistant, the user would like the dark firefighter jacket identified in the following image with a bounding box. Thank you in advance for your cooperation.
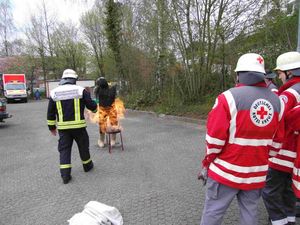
[94,78,117,107]
[47,84,97,130]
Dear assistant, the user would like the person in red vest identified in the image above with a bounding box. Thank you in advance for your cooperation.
[262,51,300,225]
[198,53,284,225]
[285,104,300,197]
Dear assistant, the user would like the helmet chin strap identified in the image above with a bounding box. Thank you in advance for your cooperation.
[284,71,289,80]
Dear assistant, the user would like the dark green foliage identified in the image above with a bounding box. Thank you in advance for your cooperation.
[105,0,125,84]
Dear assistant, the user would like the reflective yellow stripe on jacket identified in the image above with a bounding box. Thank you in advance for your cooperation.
[56,99,86,130]
[47,120,56,126]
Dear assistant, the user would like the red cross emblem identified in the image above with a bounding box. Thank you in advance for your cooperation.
[257,57,263,64]
[257,106,267,119]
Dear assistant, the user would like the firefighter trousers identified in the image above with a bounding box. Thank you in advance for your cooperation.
[262,168,296,225]
[200,178,261,225]
[58,128,93,177]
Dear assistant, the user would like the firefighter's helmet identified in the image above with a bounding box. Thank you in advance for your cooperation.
[62,69,78,79]
[274,51,300,72]
[234,53,265,74]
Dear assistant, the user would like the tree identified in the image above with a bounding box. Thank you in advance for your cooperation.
[51,22,88,76]
[105,0,125,88]
[80,4,106,77]
[0,0,14,56]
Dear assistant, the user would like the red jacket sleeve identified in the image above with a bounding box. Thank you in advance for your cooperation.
[202,93,230,168]
[286,104,300,132]
[280,90,298,113]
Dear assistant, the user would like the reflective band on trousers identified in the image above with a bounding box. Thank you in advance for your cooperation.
[60,164,72,169]
[82,159,91,164]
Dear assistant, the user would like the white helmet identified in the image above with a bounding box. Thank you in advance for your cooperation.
[62,69,78,79]
[234,53,265,74]
[274,51,300,71]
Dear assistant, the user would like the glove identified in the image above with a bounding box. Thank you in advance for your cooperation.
[197,167,208,185]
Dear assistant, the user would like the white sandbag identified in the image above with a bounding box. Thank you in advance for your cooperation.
[68,201,123,225]
[83,208,111,225]
[84,201,123,225]
[68,212,99,225]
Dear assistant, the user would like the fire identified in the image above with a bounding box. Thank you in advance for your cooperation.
[85,98,126,128]
[114,98,125,120]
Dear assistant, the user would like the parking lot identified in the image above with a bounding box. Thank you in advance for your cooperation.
[0,100,287,225]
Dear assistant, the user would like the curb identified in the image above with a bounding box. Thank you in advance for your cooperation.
[126,109,206,125]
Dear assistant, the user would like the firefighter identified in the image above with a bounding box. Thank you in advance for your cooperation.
[198,53,284,225]
[262,51,300,225]
[47,69,97,184]
[265,71,278,94]
[94,77,118,148]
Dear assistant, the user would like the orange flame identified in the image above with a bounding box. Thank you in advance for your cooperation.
[114,98,125,120]
[85,98,126,126]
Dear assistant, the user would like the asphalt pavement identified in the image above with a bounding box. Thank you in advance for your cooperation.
[0,99,291,225]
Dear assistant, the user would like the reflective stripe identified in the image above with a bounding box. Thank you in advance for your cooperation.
[269,150,277,157]
[279,98,285,121]
[223,91,237,144]
[269,157,294,168]
[293,167,300,176]
[209,163,266,184]
[82,159,92,164]
[47,120,56,125]
[57,120,86,126]
[74,98,80,121]
[57,123,87,130]
[286,88,300,103]
[206,147,222,155]
[214,158,268,173]
[56,101,63,122]
[231,137,272,146]
[293,179,300,191]
[206,134,225,146]
[271,141,282,149]
[60,164,72,169]
[271,217,288,225]
[277,149,296,158]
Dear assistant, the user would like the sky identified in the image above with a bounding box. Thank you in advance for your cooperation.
[10,0,94,29]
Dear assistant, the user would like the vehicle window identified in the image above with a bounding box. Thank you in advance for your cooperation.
[5,83,25,90]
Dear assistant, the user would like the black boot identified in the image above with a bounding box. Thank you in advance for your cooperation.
[62,175,72,184]
[83,161,94,172]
